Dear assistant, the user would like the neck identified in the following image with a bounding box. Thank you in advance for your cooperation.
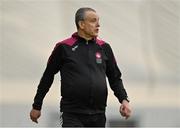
[77,30,93,41]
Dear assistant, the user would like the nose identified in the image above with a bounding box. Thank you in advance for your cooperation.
[96,21,100,27]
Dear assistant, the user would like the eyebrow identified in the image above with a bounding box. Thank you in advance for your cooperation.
[91,17,99,20]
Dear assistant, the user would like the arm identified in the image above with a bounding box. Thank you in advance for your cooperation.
[30,44,63,123]
[103,43,131,119]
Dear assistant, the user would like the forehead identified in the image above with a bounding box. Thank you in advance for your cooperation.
[84,11,99,19]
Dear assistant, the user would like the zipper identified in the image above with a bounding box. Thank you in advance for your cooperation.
[86,40,94,106]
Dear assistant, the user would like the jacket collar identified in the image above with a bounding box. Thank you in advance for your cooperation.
[72,32,96,43]
[71,32,105,46]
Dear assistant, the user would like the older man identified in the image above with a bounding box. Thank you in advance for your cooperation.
[30,7,131,127]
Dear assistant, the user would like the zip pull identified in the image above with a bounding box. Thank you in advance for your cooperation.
[86,41,88,45]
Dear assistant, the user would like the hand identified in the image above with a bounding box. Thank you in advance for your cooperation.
[119,100,132,119]
[30,109,41,123]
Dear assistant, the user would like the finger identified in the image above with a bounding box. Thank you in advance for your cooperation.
[121,113,126,117]
[30,116,38,123]
[120,106,123,112]
[126,108,131,115]
[120,105,125,113]
[124,106,130,112]
[32,118,38,123]
[121,108,127,115]
[123,106,131,114]
[124,111,131,119]
[120,110,126,117]
[125,115,130,120]
[34,120,38,123]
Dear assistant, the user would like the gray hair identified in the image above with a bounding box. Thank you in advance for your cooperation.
[75,7,96,29]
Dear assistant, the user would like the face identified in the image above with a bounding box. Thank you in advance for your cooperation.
[79,11,100,38]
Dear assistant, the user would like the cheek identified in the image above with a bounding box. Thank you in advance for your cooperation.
[84,24,96,33]
[89,25,96,31]
[85,25,93,32]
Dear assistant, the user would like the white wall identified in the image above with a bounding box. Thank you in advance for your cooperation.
[0,0,180,127]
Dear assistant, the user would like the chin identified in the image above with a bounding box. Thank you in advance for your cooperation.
[89,32,98,38]
[94,33,99,37]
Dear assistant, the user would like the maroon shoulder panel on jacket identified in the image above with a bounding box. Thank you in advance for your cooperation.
[60,37,77,46]
[56,37,77,47]
[54,32,79,47]
[47,35,77,64]
[96,38,105,46]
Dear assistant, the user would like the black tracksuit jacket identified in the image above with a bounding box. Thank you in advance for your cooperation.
[33,32,129,114]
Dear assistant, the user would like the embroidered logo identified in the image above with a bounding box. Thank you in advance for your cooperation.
[72,45,78,51]
[95,52,102,64]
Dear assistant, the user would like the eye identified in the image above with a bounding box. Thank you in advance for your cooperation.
[91,18,97,22]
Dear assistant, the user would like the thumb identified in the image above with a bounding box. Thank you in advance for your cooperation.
[120,104,125,112]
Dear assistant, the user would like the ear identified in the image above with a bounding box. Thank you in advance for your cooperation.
[78,21,85,29]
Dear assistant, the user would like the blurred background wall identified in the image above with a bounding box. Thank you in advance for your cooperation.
[0,0,180,127]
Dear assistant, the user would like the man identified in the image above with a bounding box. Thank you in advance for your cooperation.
[30,7,131,127]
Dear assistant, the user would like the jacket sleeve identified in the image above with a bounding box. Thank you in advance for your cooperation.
[103,43,129,103]
[32,44,63,110]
